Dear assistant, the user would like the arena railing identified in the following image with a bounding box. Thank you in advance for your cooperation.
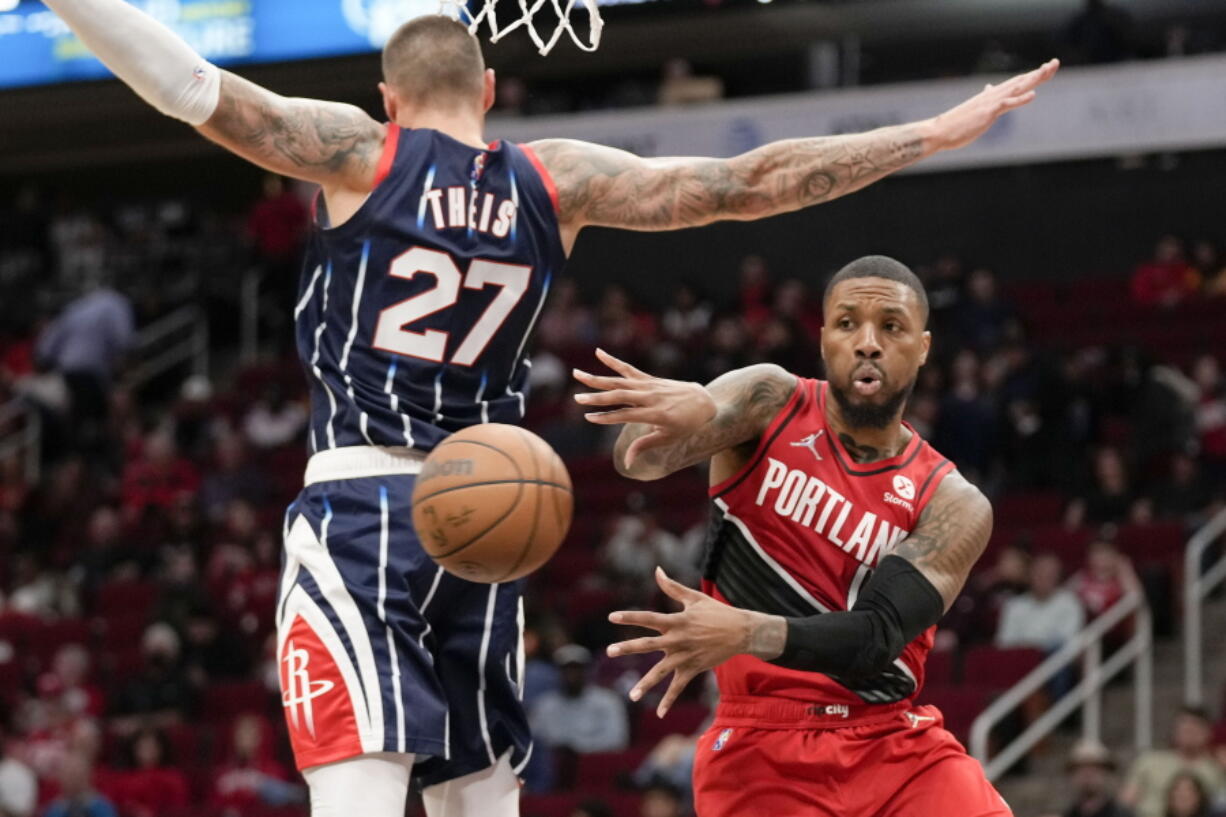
[1183,507,1226,706]
[129,304,209,389]
[0,398,42,484]
[969,584,1153,781]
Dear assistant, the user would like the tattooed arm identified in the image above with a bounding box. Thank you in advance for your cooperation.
[605,470,993,713]
[530,59,1057,242]
[197,71,386,192]
[572,350,797,481]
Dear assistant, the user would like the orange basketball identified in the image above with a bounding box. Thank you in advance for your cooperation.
[411,424,573,583]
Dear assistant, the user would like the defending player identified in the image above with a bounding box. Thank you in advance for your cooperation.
[575,256,1010,815]
[40,1,1054,813]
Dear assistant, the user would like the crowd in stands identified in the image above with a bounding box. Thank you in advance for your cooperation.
[0,175,1223,817]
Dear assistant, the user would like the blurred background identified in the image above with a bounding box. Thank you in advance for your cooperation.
[0,1,1225,816]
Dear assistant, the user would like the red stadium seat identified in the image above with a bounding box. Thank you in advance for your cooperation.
[202,680,271,720]
[1115,522,1185,568]
[521,793,582,817]
[961,646,1045,692]
[573,747,652,793]
[917,684,995,744]
[994,492,1065,528]
[924,648,956,687]
[95,579,158,619]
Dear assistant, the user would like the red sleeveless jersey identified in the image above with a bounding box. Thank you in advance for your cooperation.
[701,377,956,707]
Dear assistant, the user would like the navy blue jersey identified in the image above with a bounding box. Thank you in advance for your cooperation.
[295,126,565,453]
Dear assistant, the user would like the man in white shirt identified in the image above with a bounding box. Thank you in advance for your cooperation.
[530,645,629,754]
[996,552,1086,650]
[0,731,37,817]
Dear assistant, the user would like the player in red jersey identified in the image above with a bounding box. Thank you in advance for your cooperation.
[573,255,1009,816]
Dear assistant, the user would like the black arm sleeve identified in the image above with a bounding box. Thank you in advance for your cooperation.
[771,555,945,680]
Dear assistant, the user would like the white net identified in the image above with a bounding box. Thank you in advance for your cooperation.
[441,0,604,55]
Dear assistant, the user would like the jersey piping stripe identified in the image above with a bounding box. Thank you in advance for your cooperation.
[340,242,373,444]
[375,486,406,753]
[416,566,445,652]
[476,372,489,424]
[417,165,437,229]
[308,263,337,451]
[294,264,324,320]
[476,584,500,765]
[507,273,551,418]
[712,380,806,500]
[713,498,830,613]
[824,427,925,477]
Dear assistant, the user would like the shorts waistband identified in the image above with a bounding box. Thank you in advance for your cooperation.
[305,446,426,486]
[713,695,910,730]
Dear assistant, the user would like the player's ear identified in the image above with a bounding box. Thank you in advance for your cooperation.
[919,330,932,366]
[379,81,398,123]
[483,68,496,114]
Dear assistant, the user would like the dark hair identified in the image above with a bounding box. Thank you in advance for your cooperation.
[1165,771,1210,817]
[382,16,485,109]
[822,255,929,326]
[1177,705,1211,724]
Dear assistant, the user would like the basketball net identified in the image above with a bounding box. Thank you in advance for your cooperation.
[441,0,604,55]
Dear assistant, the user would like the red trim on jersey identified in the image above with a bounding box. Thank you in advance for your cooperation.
[710,376,809,499]
[310,189,321,224]
[518,144,560,214]
[372,123,401,189]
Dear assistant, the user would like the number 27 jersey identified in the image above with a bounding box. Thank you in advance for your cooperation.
[295,126,565,454]
[702,378,956,706]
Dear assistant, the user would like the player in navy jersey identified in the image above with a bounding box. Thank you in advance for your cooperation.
[42,2,1057,814]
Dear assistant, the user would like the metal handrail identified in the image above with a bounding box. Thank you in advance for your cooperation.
[970,587,1153,781]
[1183,507,1226,706]
[0,398,42,484]
[128,305,209,388]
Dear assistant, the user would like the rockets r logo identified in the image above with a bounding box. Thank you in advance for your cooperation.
[281,638,336,739]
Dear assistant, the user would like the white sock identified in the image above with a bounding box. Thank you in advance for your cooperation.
[303,753,415,817]
[422,751,520,817]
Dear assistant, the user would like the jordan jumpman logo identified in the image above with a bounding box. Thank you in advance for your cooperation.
[790,430,825,461]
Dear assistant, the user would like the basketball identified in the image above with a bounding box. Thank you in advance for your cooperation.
[411,424,573,583]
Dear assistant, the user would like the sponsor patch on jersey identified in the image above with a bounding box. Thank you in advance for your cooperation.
[892,474,916,500]
[713,727,734,751]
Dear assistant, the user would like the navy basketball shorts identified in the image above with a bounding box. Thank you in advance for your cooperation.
[276,446,532,787]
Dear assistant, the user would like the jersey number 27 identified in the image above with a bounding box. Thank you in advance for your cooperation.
[372,247,531,366]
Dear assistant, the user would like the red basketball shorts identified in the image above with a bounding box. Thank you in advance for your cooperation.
[692,697,1012,817]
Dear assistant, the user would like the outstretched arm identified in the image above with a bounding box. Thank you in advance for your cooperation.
[42,0,384,192]
[606,472,993,715]
[572,350,797,481]
[531,59,1058,235]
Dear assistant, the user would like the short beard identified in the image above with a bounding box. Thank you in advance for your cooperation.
[829,377,915,430]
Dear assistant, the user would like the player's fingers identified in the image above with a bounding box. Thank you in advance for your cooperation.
[582,407,660,425]
[1000,91,1037,111]
[573,389,651,407]
[595,347,649,379]
[609,609,675,631]
[657,668,697,719]
[656,566,702,604]
[572,369,635,391]
[606,636,667,658]
[629,655,678,702]
[624,430,671,469]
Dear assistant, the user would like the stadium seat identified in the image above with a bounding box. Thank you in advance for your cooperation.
[961,646,1045,691]
[573,746,652,792]
[635,701,710,747]
[521,793,582,817]
[1115,521,1186,568]
[925,648,956,687]
[202,680,271,720]
[917,684,995,744]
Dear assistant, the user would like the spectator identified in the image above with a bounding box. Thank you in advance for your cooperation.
[661,284,714,349]
[1130,236,1199,308]
[640,782,686,817]
[657,58,724,106]
[955,267,1016,352]
[934,350,996,482]
[1121,707,1226,817]
[734,255,772,330]
[1066,447,1138,527]
[996,553,1085,651]
[120,429,200,517]
[48,645,105,719]
[570,800,614,817]
[1191,355,1226,476]
[537,279,597,355]
[111,623,195,734]
[1042,739,1134,817]
[530,644,629,754]
[1149,453,1214,521]
[1163,772,1220,817]
[604,494,684,586]
[210,715,303,811]
[34,287,133,446]
[246,175,308,279]
[1071,539,1136,620]
[0,725,37,817]
[521,620,562,711]
[242,385,307,450]
[111,729,188,817]
[943,544,1030,646]
[41,752,117,817]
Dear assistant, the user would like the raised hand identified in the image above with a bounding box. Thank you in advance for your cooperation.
[606,567,766,718]
[573,349,717,470]
[927,59,1060,151]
